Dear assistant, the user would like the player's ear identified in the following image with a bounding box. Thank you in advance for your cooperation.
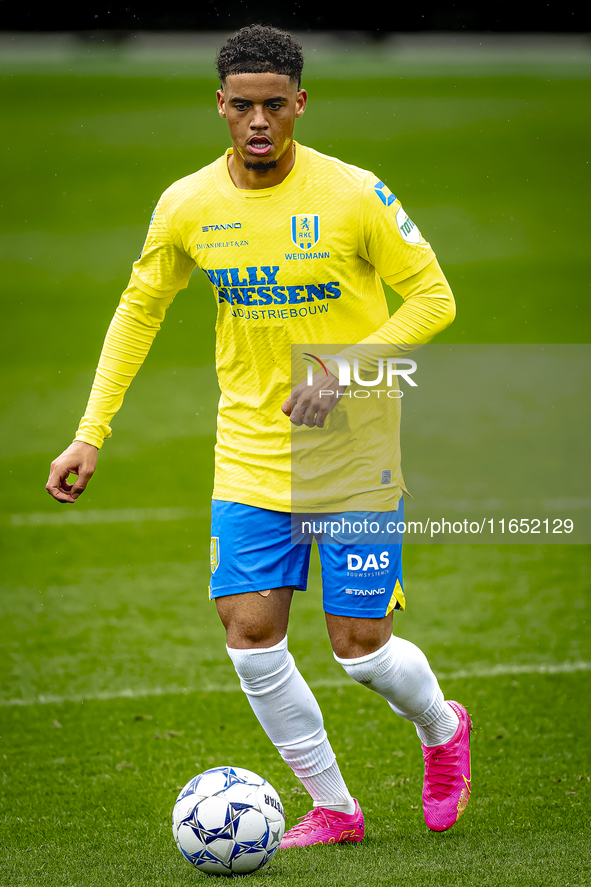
[217,88,226,118]
[295,89,307,119]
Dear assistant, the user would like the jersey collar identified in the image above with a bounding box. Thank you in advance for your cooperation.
[215,141,309,201]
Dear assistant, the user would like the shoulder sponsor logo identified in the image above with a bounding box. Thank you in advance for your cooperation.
[374,180,396,206]
[396,207,421,244]
[291,214,319,251]
[202,222,242,232]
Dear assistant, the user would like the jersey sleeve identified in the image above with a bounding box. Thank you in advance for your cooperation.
[74,198,195,449]
[131,199,196,297]
[74,281,177,448]
[322,258,455,386]
[358,174,435,285]
[358,257,456,349]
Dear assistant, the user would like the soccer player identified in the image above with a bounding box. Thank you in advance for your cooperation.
[46,25,472,846]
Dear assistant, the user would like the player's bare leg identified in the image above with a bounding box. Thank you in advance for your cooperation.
[217,588,362,847]
[215,585,293,648]
[325,610,393,659]
[327,612,471,832]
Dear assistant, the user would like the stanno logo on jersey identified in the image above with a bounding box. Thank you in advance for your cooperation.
[202,222,242,232]
[374,181,396,207]
[291,215,319,251]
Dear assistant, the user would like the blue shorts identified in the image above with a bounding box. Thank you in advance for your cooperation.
[209,499,405,619]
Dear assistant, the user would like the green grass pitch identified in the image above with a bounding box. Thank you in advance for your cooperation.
[1,41,590,886]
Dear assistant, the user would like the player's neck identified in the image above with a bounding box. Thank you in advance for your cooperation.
[227,143,296,190]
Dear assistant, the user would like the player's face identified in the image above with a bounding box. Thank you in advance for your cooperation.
[217,73,307,176]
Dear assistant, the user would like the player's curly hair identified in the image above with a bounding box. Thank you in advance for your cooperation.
[216,24,304,88]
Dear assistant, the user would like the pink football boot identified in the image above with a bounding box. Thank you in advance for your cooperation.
[280,800,365,848]
[422,701,472,832]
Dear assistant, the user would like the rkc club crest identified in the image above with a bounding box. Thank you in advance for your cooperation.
[210,536,220,574]
[291,214,319,251]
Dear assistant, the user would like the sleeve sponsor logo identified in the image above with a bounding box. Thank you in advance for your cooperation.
[396,207,421,244]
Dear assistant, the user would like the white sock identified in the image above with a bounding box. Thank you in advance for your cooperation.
[335,635,459,746]
[301,761,356,814]
[227,637,355,814]
[415,702,460,747]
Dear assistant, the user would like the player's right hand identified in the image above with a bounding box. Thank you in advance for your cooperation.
[283,371,345,428]
[46,441,98,504]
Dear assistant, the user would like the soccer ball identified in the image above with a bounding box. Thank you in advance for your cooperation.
[172,766,285,875]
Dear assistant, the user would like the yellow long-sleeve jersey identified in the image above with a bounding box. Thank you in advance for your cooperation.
[75,143,455,512]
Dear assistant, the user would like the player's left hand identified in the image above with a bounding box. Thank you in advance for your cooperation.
[281,372,346,427]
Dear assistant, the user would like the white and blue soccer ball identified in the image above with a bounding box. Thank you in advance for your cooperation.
[172,766,285,876]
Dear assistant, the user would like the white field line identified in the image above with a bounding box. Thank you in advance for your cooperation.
[9,507,208,527]
[424,497,591,512]
[2,660,590,708]
[8,498,591,528]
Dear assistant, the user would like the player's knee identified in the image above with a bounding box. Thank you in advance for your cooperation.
[225,622,281,648]
[327,612,393,660]
[215,588,292,649]
[226,636,294,696]
[215,605,279,650]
